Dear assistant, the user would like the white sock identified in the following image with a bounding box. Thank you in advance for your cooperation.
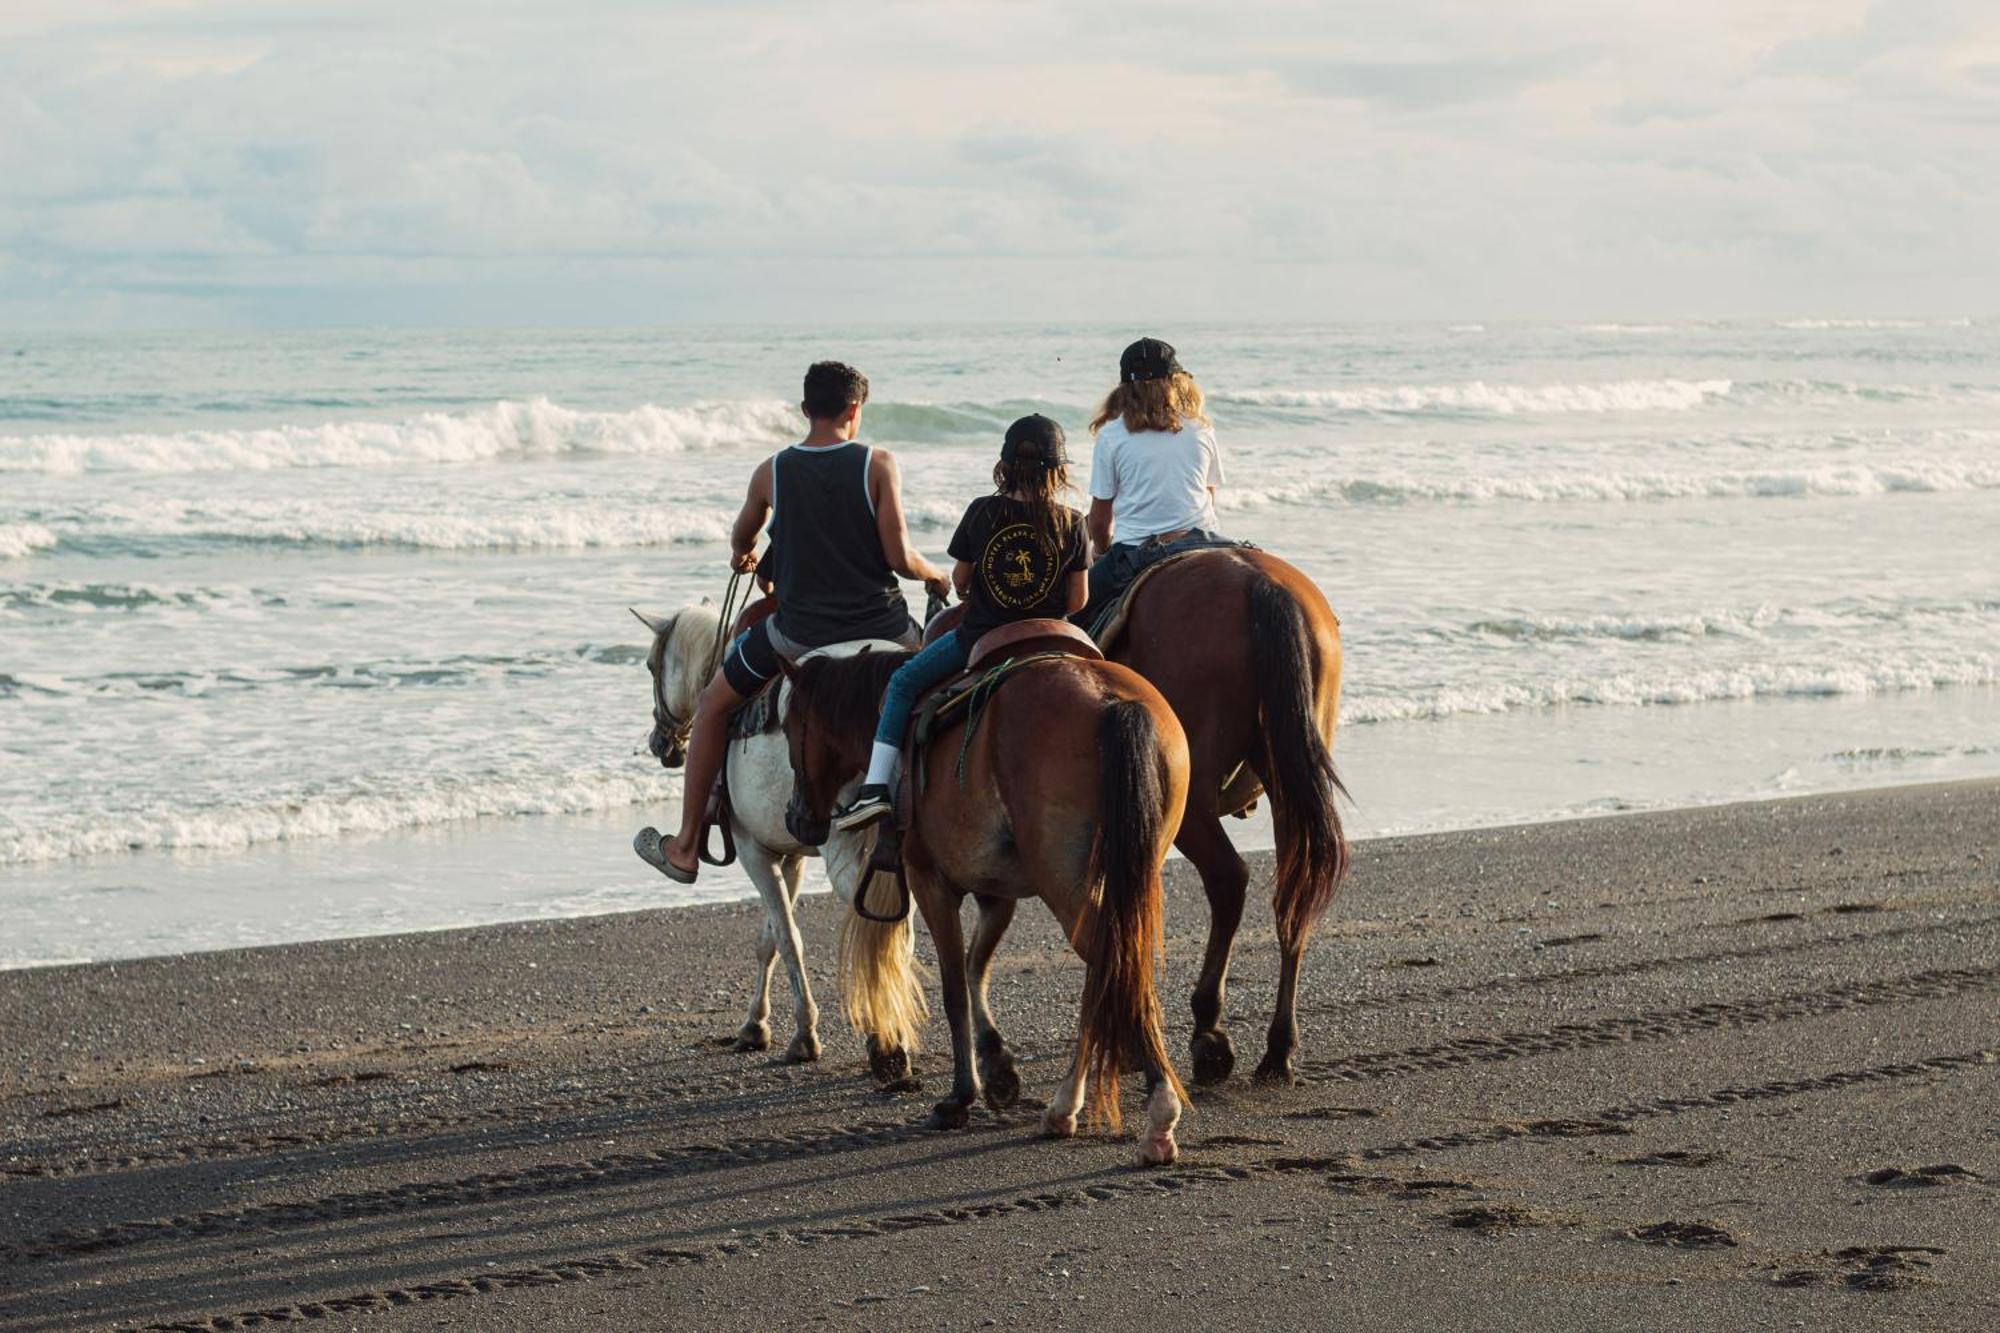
[864,742,900,789]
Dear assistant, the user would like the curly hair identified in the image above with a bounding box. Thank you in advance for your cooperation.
[1088,371,1209,435]
[802,361,870,421]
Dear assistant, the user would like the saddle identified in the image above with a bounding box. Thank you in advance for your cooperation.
[860,619,1102,903]
[1088,541,1245,651]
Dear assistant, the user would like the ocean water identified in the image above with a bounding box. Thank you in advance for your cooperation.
[4,322,1998,967]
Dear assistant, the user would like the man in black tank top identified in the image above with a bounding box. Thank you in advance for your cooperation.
[636,361,951,884]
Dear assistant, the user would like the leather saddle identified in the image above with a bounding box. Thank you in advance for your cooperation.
[864,618,1102,888]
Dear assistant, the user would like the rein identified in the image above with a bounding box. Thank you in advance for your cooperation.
[652,570,750,749]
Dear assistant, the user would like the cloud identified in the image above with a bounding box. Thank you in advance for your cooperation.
[0,0,1996,327]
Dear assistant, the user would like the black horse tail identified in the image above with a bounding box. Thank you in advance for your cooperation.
[1248,577,1350,954]
[1077,699,1185,1132]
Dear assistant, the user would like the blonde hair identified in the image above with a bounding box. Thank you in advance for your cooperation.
[1089,371,1209,435]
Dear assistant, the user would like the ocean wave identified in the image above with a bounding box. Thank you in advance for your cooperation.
[0,581,283,615]
[0,522,58,559]
[1464,600,2000,644]
[1218,459,2000,509]
[1,646,642,700]
[1342,654,1997,724]
[0,397,802,476]
[18,489,972,557]
[1773,318,1970,330]
[0,767,679,865]
[1215,379,1734,414]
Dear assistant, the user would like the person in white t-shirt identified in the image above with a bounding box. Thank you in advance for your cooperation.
[1074,336,1233,630]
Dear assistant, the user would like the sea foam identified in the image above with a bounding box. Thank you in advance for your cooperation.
[0,767,681,865]
[0,397,801,476]
[1216,379,1734,414]
[1343,653,1998,725]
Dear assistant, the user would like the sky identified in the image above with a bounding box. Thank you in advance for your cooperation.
[1,0,1997,329]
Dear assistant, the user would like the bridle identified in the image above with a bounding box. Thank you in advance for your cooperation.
[647,571,751,767]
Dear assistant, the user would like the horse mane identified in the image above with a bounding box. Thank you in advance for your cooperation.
[791,647,914,751]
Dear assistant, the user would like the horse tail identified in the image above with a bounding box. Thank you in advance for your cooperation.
[837,874,927,1056]
[1248,576,1351,954]
[1076,699,1185,1132]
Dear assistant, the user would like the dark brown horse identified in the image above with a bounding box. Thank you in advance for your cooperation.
[783,646,1192,1163]
[1107,547,1349,1085]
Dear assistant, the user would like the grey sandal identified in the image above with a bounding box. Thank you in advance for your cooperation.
[634,827,698,884]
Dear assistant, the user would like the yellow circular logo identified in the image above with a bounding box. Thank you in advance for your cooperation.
[979,522,1057,611]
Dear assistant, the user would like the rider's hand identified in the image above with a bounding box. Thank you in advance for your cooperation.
[923,573,952,602]
[730,549,758,574]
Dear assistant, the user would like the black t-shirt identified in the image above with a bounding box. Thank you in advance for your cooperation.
[947,496,1089,638]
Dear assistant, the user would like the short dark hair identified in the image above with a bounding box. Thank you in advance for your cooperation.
[801,361,869,421]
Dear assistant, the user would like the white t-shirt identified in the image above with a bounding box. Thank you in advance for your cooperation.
[1087,417,1224,543]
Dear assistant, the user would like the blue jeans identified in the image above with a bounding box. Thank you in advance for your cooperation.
[1073,528,1232,632]
[873,629,971,748]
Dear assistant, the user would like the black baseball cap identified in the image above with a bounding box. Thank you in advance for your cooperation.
[1001,413,1067,468]
[1120,336,1181,383]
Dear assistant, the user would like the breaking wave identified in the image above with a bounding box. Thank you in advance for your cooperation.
[1216,379,1734,413]
[0,767,680,865]
[1342,654,1998,725]
[1219,460,2000,509]
[0,522,57,559]
[0,397,802,476]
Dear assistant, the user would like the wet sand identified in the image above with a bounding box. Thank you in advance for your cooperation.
[3,778,1997,1331]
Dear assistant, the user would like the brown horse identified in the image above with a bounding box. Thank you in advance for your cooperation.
[782,646,1192,1163]
[1106,547,1349,1085]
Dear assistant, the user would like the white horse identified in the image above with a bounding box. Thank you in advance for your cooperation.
[630,602,924,1074]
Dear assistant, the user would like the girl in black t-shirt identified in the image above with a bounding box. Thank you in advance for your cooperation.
[832,414,1089,830]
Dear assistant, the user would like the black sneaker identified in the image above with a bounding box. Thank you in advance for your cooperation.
[833,784,894,831]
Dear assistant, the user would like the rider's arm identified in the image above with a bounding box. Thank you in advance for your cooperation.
[952,559,974,598]
[1086,498,1114,554]
[869,450,951,595]
[729,460,774,573]
[1062,570,1088,613]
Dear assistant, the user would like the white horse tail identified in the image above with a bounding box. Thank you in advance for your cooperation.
[837,871,927,1056]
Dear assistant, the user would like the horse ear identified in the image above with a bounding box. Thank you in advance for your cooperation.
[630,608,672,636]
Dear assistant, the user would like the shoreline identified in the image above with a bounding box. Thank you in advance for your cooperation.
[9,709,2000,972]
[4,777,1997,1329]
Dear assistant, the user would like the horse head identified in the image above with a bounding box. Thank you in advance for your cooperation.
[630,604,720,770]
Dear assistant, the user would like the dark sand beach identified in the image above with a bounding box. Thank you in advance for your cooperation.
[3,779,1996,1331]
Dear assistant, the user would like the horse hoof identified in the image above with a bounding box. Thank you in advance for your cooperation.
[868,1040,914,1086]
[783,1035,821,1064]
[1136,1133,1178,1167]
[926,1101,971,1131]
[1040,1108,1078,1138]
[1190,1030,1236,1085]
[1252,1054,1296,1087]
[982,1059,1021,1111]
[733,1024,771,1053]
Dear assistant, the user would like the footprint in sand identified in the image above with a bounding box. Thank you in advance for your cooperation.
[1623,1220,1739,1249]
[1854,1163,1984,1189]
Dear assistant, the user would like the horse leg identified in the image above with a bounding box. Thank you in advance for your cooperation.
[1177,807,1248,1084]
[735,907,777,1053]
[967,894,1020,1111]
[777,851,824,1063]
[1040,1024,1087,1138]
[1136,1067,1183,1167]
[913,877,978,1129]
[746,848,819,1063]
[1254,941,1303,1085]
